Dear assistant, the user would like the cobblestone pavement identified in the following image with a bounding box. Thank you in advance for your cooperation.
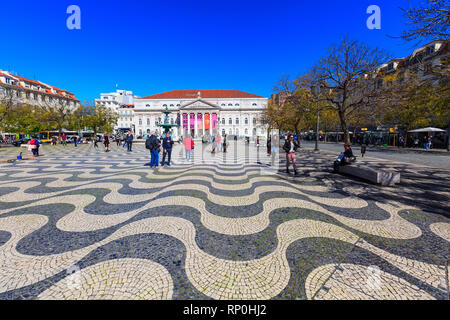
[0,142,449,300]
[301,141,450,170]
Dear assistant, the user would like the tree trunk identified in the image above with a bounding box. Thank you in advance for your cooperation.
[447,119,450,151]
[338,109,351,145]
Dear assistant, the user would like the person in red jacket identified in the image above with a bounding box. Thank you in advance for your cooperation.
[184,135,194,161]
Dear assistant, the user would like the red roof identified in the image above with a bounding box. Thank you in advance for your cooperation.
[0,72,79,101]
[140,90,265,100]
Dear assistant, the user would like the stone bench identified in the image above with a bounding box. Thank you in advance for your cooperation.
[338,164,401,186]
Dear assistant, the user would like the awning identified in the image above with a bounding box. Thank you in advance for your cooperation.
[407,127,446,133]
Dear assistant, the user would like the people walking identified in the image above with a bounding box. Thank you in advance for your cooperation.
[29,136,38,157]
[102,132,110,152]
[94,136,99,149]
[222,134,227,153]
[61,133,67,147]
[116,134,121,147]
[283,134,299,175]
[74,135,78,147]
[216,133,222,153]
[361,144,366,157]
[161,132,174,166]
[126,131,133,152]
[267,137,272,156]
[211,135,216,153]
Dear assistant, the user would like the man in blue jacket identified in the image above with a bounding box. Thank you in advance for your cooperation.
[126,131,133,152]
[161,132,174,166]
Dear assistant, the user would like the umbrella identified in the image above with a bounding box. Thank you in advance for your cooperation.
[407,127,446,133]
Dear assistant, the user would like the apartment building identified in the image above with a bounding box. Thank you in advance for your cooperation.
[0,70,80,109]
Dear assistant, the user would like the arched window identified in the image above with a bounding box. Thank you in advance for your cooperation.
[235,103,239,106]
[222,118,225,125]
[244,117,248,125]
[139,118,142,125]
[163,104,167,107]
[170,104,174,107]
[228,118,232,125]
[228,103,233,106]
[221,104,225,107]
[146,104,150,107]
[236,117,239,125]
[252,103,257,106]
[147,118,150,125]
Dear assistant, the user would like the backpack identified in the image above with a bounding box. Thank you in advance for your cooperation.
[145,138,152,150]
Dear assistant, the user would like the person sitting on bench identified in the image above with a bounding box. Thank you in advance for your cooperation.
[334,144,356,172]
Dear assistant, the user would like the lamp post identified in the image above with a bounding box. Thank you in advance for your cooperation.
[312,85,322,151]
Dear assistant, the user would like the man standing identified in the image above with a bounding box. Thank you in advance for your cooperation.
[126,131,134,152]
[149,132,161,168]
[283,134,299,175]
[161,132,174,166]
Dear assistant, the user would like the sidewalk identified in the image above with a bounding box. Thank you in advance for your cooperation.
[303,141,449,154]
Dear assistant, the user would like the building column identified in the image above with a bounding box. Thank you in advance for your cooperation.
[195,113,198,138]
[187,112,190,133]
[202,112,205,136]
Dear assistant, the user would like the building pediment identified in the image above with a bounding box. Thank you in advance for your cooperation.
[179,99,221,110]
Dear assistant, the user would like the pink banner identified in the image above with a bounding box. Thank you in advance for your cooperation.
[212,113,217,130]
[190,113,195,128]
[182,114,188,130]
[197,113,202,129]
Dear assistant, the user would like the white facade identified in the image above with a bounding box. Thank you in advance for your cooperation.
[133,90,268,139]
[95,89,139,131]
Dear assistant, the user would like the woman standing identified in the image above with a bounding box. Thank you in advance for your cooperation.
[283,134,299,175]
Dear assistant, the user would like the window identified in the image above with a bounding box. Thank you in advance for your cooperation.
[245,128,248,135]
[252,103,257,106]
[146,104,150,107]
[244,118,248,125]
[236,117,239,125]
[147,118,150,125]
[228,103,233,106]
[228,118,232,125]
[221,104,225,107]
[163,104,167,107]
[170,104,174,107]
[139,118,142,125]
[235,103,239,106]
[253,118,257,125]
[426,46,435,55]
[222,118,225,125]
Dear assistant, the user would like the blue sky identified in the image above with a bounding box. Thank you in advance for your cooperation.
[0,0,427,102]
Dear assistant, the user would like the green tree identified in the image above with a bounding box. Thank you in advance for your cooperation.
[81,104,118,136]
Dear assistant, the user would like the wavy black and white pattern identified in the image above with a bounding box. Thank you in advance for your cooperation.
[0,143,449,300]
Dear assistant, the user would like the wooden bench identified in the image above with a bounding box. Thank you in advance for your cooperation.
[338,164,401,186]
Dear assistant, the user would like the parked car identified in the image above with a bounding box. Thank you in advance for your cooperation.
[12,138,31,147]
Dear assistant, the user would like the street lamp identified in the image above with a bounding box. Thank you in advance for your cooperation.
[311,84,322,151]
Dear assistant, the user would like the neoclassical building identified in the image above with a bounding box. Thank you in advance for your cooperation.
[133,90,268,139]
